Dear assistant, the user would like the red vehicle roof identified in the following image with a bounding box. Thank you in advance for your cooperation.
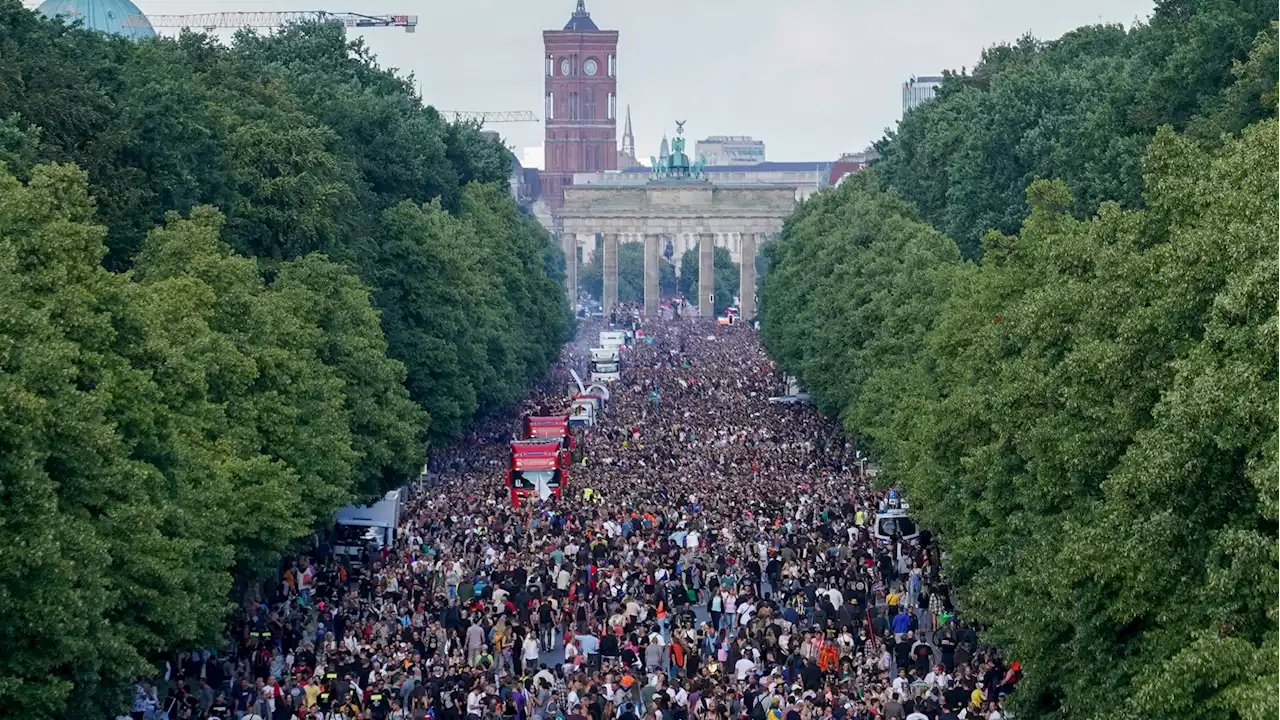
[511,454,558,471]
[528,424,569,438]
[511,438,561,451]
[510,439,560,470]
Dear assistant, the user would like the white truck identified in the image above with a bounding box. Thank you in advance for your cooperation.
[589,347,621,383]
[568,397,599,428]
[599,330,626,350]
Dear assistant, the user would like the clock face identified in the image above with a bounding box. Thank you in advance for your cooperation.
[583,58,598,76]
[560,58,571,76]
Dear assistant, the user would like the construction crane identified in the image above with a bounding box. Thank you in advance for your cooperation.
[440,111,540,124]
[128,11,419,33]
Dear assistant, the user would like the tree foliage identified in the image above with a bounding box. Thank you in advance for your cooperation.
[875,4,1277,258]
[762,112,1277,720]
[579,240,678,303]
[679,246,740,315]
[0,3,569,716]
[762,6,1277,716]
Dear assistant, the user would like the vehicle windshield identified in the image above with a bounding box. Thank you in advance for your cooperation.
[334,524,372,546]
[877,516,917,538]
[510,469,560,490]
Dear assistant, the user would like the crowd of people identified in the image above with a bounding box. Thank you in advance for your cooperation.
[132,311,1018,720]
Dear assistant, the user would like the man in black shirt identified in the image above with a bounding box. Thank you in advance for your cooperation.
[538,600,557,651]
[942,684,968,712]
[207,694,232,720]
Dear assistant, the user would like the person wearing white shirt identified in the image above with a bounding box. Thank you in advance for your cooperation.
[891,669,910,698]
[734,657,756,680]
[466,689,484,717]
[564,639,579,667]
[523,635,541,665]
[924,666,951,690]
[906,712,930,720]
[666,686,688,708]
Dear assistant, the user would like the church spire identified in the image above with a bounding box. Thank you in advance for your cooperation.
[621,105,636,159]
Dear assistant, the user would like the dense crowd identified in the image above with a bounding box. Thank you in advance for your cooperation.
[133,313,1017,720]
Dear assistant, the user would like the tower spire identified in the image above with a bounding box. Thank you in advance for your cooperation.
[562,0,598,31]
[621,105,636,159]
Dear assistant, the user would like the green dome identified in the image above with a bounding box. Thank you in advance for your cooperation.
[38,0,157,40]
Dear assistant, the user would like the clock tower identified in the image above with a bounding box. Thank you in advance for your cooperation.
[541,0,619,212]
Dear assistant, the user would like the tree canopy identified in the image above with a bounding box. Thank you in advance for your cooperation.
[579,240,679,304]
[0,3,570,717]
[875,3,1278,259]
[761,3,1277,718]
[679,246,740,316]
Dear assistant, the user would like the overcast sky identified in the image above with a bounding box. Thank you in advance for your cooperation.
[130,0,1155,166]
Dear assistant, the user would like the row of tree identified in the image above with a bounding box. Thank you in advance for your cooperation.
[875,1,1277,259]
[0,4,570,717]
[760,5,1277,720]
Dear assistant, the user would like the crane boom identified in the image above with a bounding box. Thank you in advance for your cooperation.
[442,111,540,123]
[132,11,419,32]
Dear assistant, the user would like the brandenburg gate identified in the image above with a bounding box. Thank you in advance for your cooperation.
[556,123,796,320]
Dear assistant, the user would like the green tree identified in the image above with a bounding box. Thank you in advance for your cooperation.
[759,122,1278,720]
[678,246,739,315]
[0,165,236,719]
[271,254,427,499]
[0,5,571,716]
[578,241,678,303]
[367,199,490,441]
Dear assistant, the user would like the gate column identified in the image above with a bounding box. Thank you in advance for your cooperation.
[698,232,715,318]
[643,233,661,318]
[602,232,619,317]
[739,232,758,320]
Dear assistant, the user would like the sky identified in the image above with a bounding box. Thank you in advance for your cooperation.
[110,0,1154,166]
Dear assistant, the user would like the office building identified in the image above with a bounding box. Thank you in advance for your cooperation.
[902,75,944,114]
[693,136,766,166]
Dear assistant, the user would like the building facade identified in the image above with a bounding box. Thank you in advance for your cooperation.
[559,183,794,321]
[693,136,766,166]
[540,0,619,213]
[573,161,835,204]
[902,75,944,114]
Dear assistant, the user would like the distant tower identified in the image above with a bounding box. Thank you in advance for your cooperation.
[659,133,670,163]
[540,0,619,211]
[621,105,636,159]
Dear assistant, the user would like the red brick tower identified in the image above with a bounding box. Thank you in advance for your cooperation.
[540,0,619,212]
